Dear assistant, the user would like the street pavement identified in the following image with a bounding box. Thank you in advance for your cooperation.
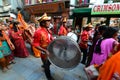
[0,43,88,80]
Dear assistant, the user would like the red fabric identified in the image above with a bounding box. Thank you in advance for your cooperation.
[58,25,68,36]
[81,30,89,42]
[53,24,57,34]
[32,27,53,59]
[32,27,53,49]
[79,42,88,49]
[79,30,89,49]
[9,30,29,58]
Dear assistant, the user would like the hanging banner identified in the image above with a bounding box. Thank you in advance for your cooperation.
[91,3,120,15]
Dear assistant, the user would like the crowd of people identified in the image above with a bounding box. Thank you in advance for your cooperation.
[0,11,120,80]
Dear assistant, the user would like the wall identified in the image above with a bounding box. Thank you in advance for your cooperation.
[10,0,23,12]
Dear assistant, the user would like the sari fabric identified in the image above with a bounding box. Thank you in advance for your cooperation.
[1,41,11,56]
[90,38,117,66]
[0,41,3,58]
[10,30,29,58]
[2,31,15,50]
[98,50,120,80]
[0,50,4,59]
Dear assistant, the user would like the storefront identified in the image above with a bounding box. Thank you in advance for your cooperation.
[72,8,91,28]
[24,1,70,20]
[91,3,120,27]
[72,3,120,28]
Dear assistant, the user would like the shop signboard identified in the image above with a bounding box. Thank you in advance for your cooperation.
[91,3,120,15]
[24,2,65,15]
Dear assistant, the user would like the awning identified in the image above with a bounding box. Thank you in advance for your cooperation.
[72,7,120,17]
[71,8,92,18]
[72,8,91,14]
[0,11,10,17]
[0,5,11,17]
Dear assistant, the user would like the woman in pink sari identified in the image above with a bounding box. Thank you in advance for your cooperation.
[9,21,29,58]
[90,27,119,66]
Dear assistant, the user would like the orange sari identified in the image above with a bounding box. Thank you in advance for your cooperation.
[17,12,28,30]
[2,31,15,50]
[98,50,120,80]
[24,27,40,58]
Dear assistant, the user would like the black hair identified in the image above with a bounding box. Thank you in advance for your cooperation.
[13,22,19,32]
[103,27,118,38]
[93,25,106,38]
[94,27,118,54]
[100,21,105,25]
[98,25,108,34]
[40,20,46,27]
[94,38,103,53]
[16,7,22,11]
[0,30,3,37]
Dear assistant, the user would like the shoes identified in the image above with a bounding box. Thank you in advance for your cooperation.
[2,68,8,72]
[7,65,12,70]
[11,61,16,64]
[48,77,55,80]
[9,61,16,65]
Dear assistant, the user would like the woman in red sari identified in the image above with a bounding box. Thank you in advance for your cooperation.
[9,21,29,58]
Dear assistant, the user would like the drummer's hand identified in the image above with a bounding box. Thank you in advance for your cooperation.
[44,50,50,55]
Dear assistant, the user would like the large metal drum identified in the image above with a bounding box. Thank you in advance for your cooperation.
[47,36,81,69]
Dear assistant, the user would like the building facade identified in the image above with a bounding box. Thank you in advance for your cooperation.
[0,0,24,17]
[72,0,120,27]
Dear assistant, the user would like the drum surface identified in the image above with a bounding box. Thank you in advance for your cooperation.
[47,36,81,69]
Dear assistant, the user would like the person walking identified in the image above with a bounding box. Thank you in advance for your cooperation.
[79,24,93,64]
[32,13,54,80]
[58,17,68,36]
[90,27,119,66]
[9,21,29,58]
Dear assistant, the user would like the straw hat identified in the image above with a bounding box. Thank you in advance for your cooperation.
[87,23,93,28]
[62,17,67,23]
[37,13,51,22]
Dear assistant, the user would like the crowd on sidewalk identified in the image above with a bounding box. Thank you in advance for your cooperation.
[0,10,120,80]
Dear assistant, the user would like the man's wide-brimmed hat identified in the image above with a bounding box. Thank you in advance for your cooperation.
[37,13,51,22]
[87,23,93,28]
[62,17,67,23]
